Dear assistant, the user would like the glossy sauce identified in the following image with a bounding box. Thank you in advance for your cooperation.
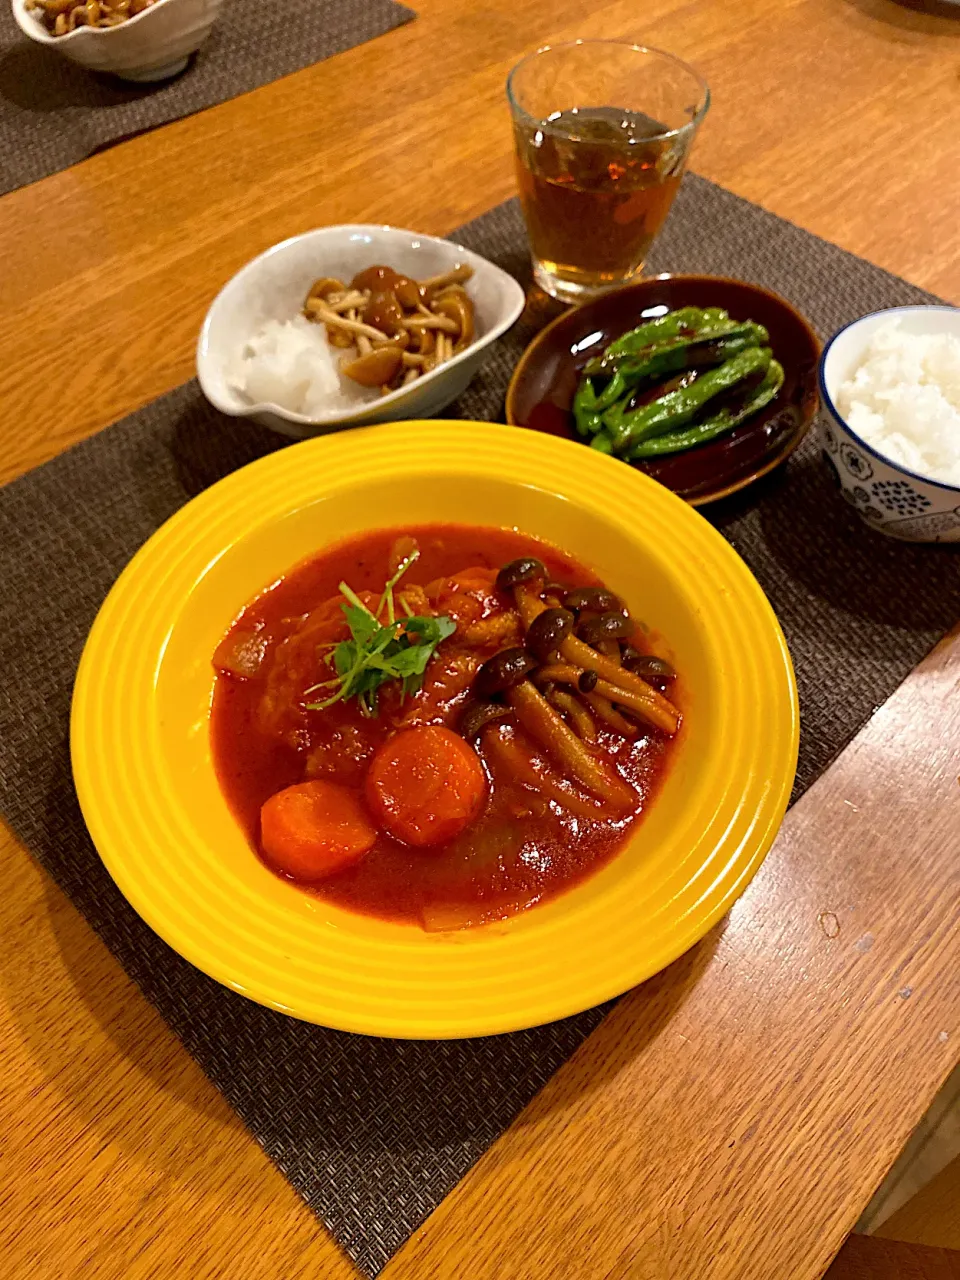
[211,524,677,929]
[510,278,819,505]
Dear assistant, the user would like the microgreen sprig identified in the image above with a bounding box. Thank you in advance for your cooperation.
[303,552,456,718]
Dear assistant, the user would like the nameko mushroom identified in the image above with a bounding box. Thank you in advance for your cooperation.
[302,264,477,394]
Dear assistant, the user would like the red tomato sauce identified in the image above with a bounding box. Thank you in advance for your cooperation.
[211,523,678,929]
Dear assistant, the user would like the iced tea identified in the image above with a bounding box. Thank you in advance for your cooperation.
[515,107,685,298]
[507,43,709,302]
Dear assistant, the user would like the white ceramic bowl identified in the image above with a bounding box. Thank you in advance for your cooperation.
[12,0,221,81]
[819,305,960,542]
[196,225,527,439]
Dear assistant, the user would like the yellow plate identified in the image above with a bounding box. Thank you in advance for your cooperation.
[71,421,798,1039]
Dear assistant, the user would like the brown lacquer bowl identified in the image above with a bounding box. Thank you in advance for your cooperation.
[506,275,821,506]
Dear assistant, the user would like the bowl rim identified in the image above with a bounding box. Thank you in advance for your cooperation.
[71,421,799,1038]
[505,272,821,505]
[818,304,960,496]
[13,0,177,42]
[196,224,527,427]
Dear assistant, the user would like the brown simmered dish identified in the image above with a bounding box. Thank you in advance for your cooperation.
[303,264,476,396]
[211,524,682,932]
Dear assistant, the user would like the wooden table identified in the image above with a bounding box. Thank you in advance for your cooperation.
[1,0,959,1276]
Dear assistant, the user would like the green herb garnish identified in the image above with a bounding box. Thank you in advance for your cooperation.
[303,552,456,718]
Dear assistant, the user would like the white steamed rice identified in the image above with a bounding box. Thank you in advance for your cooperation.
[837,318,960,485]
[231,315,377,417]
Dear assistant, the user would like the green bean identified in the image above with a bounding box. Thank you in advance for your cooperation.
[585,309,729,375]
[628,360,785,458]
[589,432,614,454]
[591,368,630,412]
[603,346,773,454]
[601,307,727,361]
[599,325,768,393]
[583,324,769,424]
[572,379,604,437]
[587,316,766,378]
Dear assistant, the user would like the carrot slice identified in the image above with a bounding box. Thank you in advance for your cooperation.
[260,780,376,881]
[365,725,487,847]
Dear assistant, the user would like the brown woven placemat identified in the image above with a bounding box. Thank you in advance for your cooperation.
[0,0,414,196]
[1,176,958,1275]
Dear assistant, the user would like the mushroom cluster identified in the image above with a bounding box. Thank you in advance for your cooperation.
[26,0,155,33]
[302,264,476,396]
[458,557,681,815]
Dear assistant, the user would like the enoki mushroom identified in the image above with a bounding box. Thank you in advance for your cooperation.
[302,263,476,396]
[26,0,155,35]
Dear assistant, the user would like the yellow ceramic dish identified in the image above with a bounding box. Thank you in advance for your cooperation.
[71,421,798,1039]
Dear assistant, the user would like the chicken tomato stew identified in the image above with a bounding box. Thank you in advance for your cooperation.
[211,524,682,930]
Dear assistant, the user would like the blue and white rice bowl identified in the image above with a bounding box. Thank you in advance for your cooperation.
[818,305,960,543]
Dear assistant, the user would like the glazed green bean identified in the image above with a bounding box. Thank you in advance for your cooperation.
[591,367,631,412]
[586,310,731,375]
[600,307,727,361]
[584,324,769,420]
[628,360,785,458]
[586,317,767,378]
[602,325,768,397]
[572,379,604,437]
[603,347,773,454]
[589,432,614,454]
[569,303,783,460]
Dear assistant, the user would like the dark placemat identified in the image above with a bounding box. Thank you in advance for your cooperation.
[0,0,414,196]
[1,175,958,1276]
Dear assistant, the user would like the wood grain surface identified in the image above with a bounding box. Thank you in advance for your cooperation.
[381,631,960,1280]
[0,836,357,1280]
[1,0,960,1277]
[2,0,960,485]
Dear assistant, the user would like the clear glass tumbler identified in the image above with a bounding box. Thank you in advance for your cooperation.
[507,41,710,303]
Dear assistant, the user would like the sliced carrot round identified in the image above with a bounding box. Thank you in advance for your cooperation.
[259,779,376,881]
[365,725,487,848]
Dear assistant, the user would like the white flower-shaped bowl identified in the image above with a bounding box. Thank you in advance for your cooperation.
[12,0,222,81]
[819,305,960,543]
[196,225,527,439]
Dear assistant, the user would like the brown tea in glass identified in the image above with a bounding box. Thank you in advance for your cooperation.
[508,43,709,303]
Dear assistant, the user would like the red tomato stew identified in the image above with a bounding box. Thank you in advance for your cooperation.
[211,524,682,930]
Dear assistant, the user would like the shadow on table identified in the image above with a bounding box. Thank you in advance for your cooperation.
[707,447,960,632]
[0,41,164,112]
[510,924,724,1130]
[843,0,960,34]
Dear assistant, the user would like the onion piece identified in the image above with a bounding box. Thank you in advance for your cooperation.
[213,630,268,678]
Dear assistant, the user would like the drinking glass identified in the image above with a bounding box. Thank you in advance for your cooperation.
[507,41,710,303]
